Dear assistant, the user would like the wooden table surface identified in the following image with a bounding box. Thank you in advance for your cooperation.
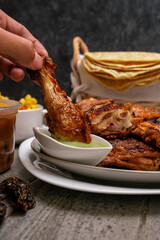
[1,145,160,240]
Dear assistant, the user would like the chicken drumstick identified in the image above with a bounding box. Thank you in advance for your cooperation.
[27,57,91,143]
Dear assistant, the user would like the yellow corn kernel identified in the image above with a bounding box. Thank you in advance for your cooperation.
[0,92,9,100]
[25,94,32,100]
[18,94,39,110]
[0,92,39,110]
[19,98,25,104]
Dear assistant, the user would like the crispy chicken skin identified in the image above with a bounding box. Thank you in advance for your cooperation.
[98,138,160,171]
[27,57,91,143]
[75,98,114,112]
[132,119,160,149]
[76,98,160,139]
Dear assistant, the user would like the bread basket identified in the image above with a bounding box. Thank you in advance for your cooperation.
[70,36,160,110]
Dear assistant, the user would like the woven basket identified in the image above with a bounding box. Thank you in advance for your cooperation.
[70,36,160,110]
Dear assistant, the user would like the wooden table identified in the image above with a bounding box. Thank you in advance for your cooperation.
[1,145,160,240]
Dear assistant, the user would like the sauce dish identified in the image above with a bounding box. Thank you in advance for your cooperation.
[33,127,112,166]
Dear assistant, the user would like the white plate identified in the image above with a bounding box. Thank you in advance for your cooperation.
[18,138,160,195]
[30,138,160,184]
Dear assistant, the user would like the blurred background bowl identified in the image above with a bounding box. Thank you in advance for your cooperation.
[15,105,47,143]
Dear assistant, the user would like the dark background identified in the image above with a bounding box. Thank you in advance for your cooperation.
[1,0,160,105]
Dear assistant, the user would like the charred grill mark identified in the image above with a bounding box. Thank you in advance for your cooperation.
[149,118,160,124]
[132,111,136,117]
[91,105,114,116]
[50,71,55,78]
[80,128,88,142]
[86,103,114,115]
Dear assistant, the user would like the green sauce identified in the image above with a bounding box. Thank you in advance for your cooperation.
[50,134,108,148]
[57,139,108,148]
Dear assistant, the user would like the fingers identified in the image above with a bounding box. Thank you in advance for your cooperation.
[0,10,48,57]
[9,67,25,81]
[0,27,43,70]
[0,10,48,82]
[32,38,48,57]
[0,56,24,82]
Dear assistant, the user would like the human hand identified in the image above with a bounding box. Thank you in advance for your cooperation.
[0,10,48,81]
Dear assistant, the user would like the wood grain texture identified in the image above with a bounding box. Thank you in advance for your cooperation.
[1,148,160,240]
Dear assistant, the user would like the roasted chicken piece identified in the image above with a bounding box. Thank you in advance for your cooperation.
[27,57,91,143]
[75,98,114,112]
[76,98,160,139]
[98,138,160,171]
[132,119,160,149]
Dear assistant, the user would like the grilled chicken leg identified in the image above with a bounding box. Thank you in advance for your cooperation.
[27,57,91,143]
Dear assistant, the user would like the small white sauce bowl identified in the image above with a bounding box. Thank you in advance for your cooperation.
[33,127,112,166]
[15,105,47,143]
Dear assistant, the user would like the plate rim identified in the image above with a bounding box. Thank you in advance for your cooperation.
[18,137,160,195]
[31,138,160,177]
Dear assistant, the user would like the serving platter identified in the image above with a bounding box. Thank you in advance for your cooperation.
[18,138,160,191]
[18,138,160,195]
[30,138,160,184]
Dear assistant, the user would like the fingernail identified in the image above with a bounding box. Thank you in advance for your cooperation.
[31,52,43,69]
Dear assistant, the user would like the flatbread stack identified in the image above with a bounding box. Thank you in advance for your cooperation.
[81,51,160,91]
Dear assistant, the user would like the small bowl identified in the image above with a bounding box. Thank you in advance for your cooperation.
[15,105,47,143]
[33,127,112,166]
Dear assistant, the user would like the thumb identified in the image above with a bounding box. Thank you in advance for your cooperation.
[0,27,43,69]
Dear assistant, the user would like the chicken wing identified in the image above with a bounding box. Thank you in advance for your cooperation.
[27,57,91,143]
[76,98,160,139]
[97,138,160,171]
